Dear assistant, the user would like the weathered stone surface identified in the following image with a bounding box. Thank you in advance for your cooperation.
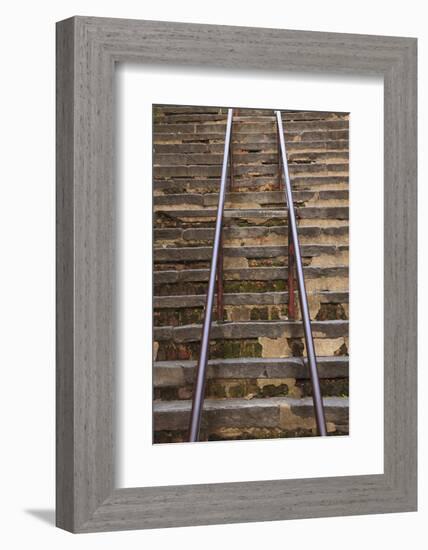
[154,175,349,194]
[154,244,348,262]
[154,129,349,144]
[154,224,349,248]
[153,423,348,443]
[156,338,263,362]
[154,265,348,284]
[153,290,348,309]
[154,152,349,169]
[258,335,292,358]
[154,139,349,155]
[155,331,348,360]
[154,206,349,223]
[153,320,349,343]
[155,107,348,120]
[154,118,348,134]
[153,357,349,387]
[153,396,349,431]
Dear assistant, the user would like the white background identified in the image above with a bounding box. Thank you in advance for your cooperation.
[118,67,384,487]
[0,1,425,549]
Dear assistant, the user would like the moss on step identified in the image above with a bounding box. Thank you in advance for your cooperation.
[156,338,263,361]
[316,302,348,320]
[153,424,348,444]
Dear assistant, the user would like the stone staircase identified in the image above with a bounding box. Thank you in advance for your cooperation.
[153,106,349,443]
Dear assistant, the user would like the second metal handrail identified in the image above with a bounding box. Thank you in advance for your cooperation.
[276,110,327,436]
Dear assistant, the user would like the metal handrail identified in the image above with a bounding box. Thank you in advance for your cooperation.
[277,120,296,319]
[276,110,327,436]
[216,115,233,323]
[188,108,234,442]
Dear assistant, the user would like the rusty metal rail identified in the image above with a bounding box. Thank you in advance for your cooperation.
[275,110,327,436]
[188,108,233,442]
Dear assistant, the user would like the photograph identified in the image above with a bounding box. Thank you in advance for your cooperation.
[152,104,350,443]
[0,2,419,543]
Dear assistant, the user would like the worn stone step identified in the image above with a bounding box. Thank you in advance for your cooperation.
[155,206,348,218]
[154,320,348,362]
[155,376,348,402]
[153,291,348,325]
[154,105,228,116]
[155,335,348,362]
[154,151,349,166]
[154,281,347,299]
[154,111,348,122]
[154,266,348,298]
[153,189,349,207]
[154,300,348,326]
[154,290,348,309]
[154,119,348,135]
[154,207,349,230]
[154,127,348,141]
[154,106,347,120]
[154,224,349,247]
[153,161,348,179]
[154,265,347,285]
[154,244,348,263]
[154,319,348,343]
[154,175,348,193]
[232,112,347,121]
[154,356,348,401]
[154,129,349,144]
[154,140,349,155]
[153,396,349,441]
[155,115,349,128]
[154,356,348,386]
[155,303,348,325]
[154,255,347,272]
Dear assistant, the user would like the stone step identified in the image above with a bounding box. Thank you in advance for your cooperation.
[154,320,348,344]
[153,161,348,179]
[155,206,348,218]
[153,189,349,207]
[154,300,348,325]
[153,396,349,441]
[154,207,349,230]
[154,320,348,361]
[155,336,348,362]
[154,265,347,285]
[154,107,348,120]
[154,129,349,145]
[154,356,348,386]
[154,265,348,297]
[155,113,348,125]
[154,244,348,263]
[154,224,349,247]
[154,175,348,193]
[154,139,349,155]
[154,151,349,166]
[154,356,348,401]
[154,119,348,135]
[153,291,348,325]
[154,290,348,309]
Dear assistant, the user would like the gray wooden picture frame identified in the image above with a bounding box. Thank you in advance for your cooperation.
[56,16,417,533]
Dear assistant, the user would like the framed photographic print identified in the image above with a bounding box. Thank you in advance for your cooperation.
[56,16,417,532]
